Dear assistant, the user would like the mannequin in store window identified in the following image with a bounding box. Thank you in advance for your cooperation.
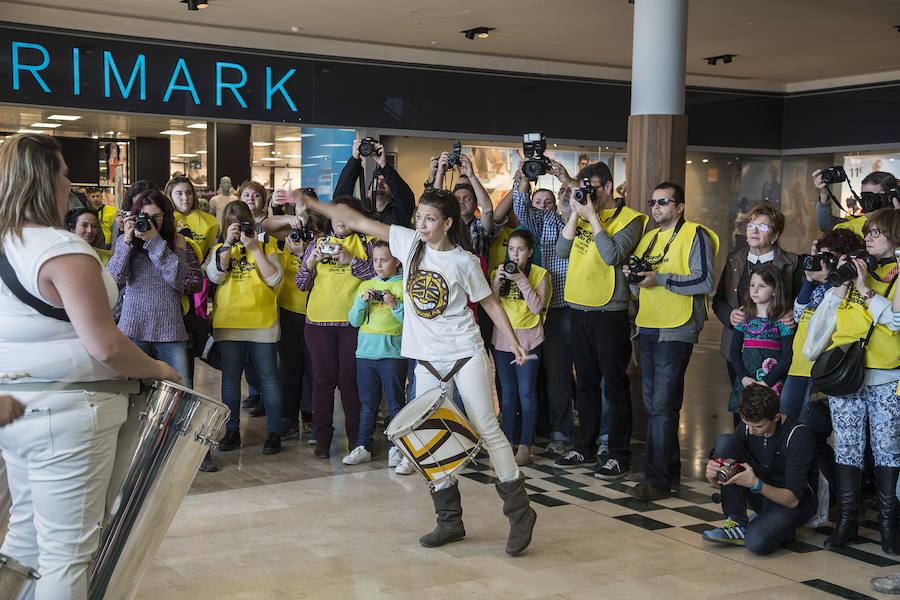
[210,176,235,219]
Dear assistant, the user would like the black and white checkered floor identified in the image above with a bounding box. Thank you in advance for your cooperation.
[460,449,900,600]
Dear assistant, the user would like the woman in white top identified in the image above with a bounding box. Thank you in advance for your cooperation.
[0,134,180,600]
[293,187,536,556]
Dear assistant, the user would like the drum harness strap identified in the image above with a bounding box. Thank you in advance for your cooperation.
[418,357,472,390]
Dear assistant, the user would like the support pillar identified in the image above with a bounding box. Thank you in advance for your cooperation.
[207,122,251,188]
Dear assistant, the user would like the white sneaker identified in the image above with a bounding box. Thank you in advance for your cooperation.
[342,445,372,465]
[388,446,403,467]
[395,456,415,475]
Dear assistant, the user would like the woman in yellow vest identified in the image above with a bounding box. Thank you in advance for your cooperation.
[206,200,284,456]
[804,208,900,554]
[166,175,218,259]
[490,230,550,466]
[296,195,376,459]
[64,207,113,266]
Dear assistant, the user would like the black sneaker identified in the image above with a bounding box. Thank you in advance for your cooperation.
[594,458,630,480]
[263,432,281,455]
[218,430,241,452]
[249,402,266,417]
[555,450,591,467]
[241,393,261,409]
[198,450,218,472]
[314,442,330,459]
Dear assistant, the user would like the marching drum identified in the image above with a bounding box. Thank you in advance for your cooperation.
[384,387,481,486]
[0,553,39,600]
[89,380,229,600]
[0,456,10,536]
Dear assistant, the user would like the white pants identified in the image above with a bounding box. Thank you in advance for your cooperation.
[0,391,126,600]
[415,350,520,485]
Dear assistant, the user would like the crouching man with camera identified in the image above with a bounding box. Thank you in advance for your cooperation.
[702,384,819,554]
[624,182,718,500]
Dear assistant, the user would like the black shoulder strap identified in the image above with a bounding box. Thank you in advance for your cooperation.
[0,251,70,322]
[419,357,472,383]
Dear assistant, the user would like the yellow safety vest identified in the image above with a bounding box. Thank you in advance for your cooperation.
[494,264,551,330]
[633,221,719,329]
[306,234,370,323]
[830,263,900,369]
[211,239,280,330]
[97,205,116,247]
[488,227,514,274]
[175,210,219,259]
[94,247,113,268]
[277,245,309,315]
[834,215,866,237]
[564,205,647,307]
[356,278,405,336]
[788,306,816,377]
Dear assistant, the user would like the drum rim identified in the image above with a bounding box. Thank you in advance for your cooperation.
[0,553,40,579]
[152,379,220,406]
[383,386,447,438]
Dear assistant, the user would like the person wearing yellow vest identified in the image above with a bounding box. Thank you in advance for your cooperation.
[782,229,864,504]
[166,175,219,260]
[64,207,113,266]
[96,203,116,248]
[296,195,376,460]
[624,182,718,500]
[490,230,550,467]
[343,241,414,475]
[814,169,898,234]
[207,200,285,457]
[804,207,900,555]
[555,161,647,474]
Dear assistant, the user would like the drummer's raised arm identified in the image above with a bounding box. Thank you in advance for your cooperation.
[293,189,391,241]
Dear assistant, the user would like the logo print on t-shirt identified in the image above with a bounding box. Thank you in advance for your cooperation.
[409,270,450,319]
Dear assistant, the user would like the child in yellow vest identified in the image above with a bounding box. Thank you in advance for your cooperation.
[167,176,219,260]
[490,230,551,466]
[343,241,414,474]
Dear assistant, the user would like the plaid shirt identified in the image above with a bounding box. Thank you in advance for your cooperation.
[512,182,568,308]
[466,217,493,260]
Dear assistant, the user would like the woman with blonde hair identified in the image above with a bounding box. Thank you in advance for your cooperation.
[0,133,179,599]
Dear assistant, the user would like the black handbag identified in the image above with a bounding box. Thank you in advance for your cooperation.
[811,278,895,397]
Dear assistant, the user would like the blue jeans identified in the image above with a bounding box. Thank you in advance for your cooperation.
[495,347,542,447]
[639,331,693,488]
[219,341,282,435]
[596,383,611,446]
[245,361,260,397]
[356,358,408,450]
[715,432,815,555]
[131,339,191,388]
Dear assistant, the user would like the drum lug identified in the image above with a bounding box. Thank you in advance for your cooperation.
[194,410,220,446]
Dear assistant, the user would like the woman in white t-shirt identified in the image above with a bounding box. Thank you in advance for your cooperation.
[293,187,536,556]
[0,134,180,600]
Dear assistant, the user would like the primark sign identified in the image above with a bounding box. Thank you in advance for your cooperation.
[0,24,315,122]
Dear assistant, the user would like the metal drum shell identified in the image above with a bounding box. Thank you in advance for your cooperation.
[89,380,228,600]
[0,553,39,600]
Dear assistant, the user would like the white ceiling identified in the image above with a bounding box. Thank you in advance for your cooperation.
[4,0,900,89]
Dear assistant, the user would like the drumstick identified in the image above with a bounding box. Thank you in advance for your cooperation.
[509,354,539,365]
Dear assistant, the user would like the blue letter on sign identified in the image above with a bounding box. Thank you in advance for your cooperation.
[12,42,50,93]
[266,67,297,111]
[216,62,248,108]
[164,58,200,104]
[73,47,81,95]
[104,51,146,100]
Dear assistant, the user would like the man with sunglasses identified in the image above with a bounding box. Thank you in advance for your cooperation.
[555,162,647,472]
[623,182,718,499]
[813,170,898,235]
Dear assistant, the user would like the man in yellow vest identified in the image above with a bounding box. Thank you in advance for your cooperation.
[814,169,898,235]
[555,161,647,474]
[624,182,719,501]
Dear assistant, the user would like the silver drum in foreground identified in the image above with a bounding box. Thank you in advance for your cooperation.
[89,380,228,600]
[0,553,39,600]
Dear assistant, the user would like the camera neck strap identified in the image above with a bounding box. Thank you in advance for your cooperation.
[0,251,70,322]
[640,218,685,267]
[825,178,861,216]
[598,199,625,223]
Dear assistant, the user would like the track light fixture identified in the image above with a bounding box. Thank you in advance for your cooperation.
[181,0,208,10]
[461,27,494,40]
[704,54,736,66]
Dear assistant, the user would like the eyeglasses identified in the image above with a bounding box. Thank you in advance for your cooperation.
[745,222,771,233]
[647,198,682,207]
[862,228,884,239]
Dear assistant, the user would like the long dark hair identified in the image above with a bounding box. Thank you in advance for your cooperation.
[131,189,178,251]
[507,228,535,274]
[406,188,473,295]
[64,207,104,248]
[165,175,198,213]
[744,263,788,321]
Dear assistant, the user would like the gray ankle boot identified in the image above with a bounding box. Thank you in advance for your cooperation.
[495,473,537,555]
[419,483,466,547]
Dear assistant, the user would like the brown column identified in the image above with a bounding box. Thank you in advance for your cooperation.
[625,114,688,213]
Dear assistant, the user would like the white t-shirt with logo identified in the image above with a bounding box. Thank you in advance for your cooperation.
[389,225,491,361]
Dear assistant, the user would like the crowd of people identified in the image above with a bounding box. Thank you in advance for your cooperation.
[2,131,900,597]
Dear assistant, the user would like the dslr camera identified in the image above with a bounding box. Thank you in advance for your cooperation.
[826,250,880,287]
[521,132,551,181]
[820,166,847,185]
[572,177,596,205]
[359,137,380,158]
[368,290,385,302]
[134,214,152,233]
[447,141,462,167]
[500,259,518,296]
[626,255,653,284]
[859,190,893,213]
[713,458,745,483]
[239,221,255,238]
[799,251,836,272]
[289,227,314,243]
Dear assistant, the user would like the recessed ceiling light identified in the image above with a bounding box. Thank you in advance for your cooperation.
[686,160,693,164]
[307,154,327,159]
[31,123,61,128]
[197,150,207,154]
[91,135,99,139]
[252,142,274,146]
[701,159,709,163]
[160,130,190,135]
[322,143,350,147]
[285,154,302,158]
[260,157,281,161]
[290,26,302,33]
[461,26,494,40]
[187,123,207,129]
[17,129,46,134]
[275,136,304,142]
[47,114,81,121]
[177,153,199,157]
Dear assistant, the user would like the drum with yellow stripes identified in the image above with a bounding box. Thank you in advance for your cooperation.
[384,387,481,486]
